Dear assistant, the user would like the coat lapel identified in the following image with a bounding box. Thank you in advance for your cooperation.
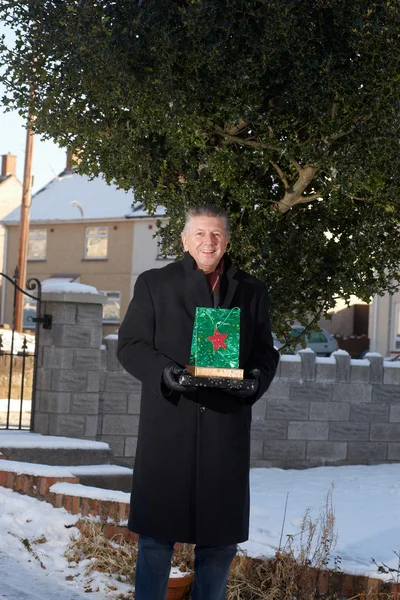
[220,256,238,308]
[181,252,213,313]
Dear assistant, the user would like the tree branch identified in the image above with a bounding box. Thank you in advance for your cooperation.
[270,161,289,188]
[327,114,372,142]
[275,164,318,213]
[295,193,321,204]
[290,158,302,174]
[279,301,330,352]
[213,124,281,151]
[344,193,372,202]
[225,117,248,136]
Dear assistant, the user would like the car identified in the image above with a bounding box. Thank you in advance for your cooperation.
[273,327,339,357]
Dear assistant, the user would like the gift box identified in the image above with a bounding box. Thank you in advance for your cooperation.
[189,307,242,377]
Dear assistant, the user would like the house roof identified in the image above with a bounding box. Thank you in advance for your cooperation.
[2,169,165,224]
[0,174,17,186]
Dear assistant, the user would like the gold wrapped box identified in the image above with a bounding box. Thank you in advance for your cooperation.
[186,365,244,379]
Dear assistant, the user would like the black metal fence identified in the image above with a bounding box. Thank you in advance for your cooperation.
[0,269,51,430]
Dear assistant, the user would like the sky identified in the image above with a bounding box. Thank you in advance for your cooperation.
[0,22,67,194]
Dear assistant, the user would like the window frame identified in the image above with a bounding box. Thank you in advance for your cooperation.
[84,226,109,260]
[394,303,400,352]
[99,290,121,324]
[27,228,47,261]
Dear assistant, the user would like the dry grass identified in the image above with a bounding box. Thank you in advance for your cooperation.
[294,483,338,570]
[66,520,138,584]
[226,485,338,600]
[65,486,351,600]
[66,521,195,585]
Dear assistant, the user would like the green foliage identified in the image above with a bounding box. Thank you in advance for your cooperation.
[1,0,400,336]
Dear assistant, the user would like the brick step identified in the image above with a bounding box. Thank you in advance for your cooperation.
[0,460,131,526]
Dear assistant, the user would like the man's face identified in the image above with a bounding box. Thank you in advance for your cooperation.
[181,215,230,273]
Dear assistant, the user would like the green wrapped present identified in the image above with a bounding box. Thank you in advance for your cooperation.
[189,307,241,370]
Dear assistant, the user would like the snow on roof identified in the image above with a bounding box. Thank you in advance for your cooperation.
[2,170,165,223]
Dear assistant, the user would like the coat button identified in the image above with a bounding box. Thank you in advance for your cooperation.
[199,406,207,413]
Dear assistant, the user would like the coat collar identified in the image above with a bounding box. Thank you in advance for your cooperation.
[181,252,238,309]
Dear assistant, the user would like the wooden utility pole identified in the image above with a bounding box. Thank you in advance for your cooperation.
[15,115,35,332]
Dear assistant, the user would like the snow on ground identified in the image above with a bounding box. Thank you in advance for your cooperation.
[244,464,400,578]
[0,487,134,600]
[1,463,400,599]
[0,328,35,353]
[0,399,32,413]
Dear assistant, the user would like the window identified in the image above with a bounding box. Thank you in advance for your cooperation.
[291,327,327,344]
[100,291,121,324]
[23,298,37,329]
[290,328,306,343]
[85,227,108,259]
[28,229,47,260]
[395,304,400,351]
[308,331,328,344]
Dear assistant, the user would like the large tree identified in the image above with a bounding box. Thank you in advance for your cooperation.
[1,0,400,339]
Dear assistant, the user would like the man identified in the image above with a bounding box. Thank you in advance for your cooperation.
[117,205,279,600]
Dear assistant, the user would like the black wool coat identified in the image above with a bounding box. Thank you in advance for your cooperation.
[117,252,279,546]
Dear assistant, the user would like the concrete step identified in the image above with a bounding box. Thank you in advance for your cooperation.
[0,431,114,467]
[0,459,133,494]
[69,465,133,493]
[0,446,115,466]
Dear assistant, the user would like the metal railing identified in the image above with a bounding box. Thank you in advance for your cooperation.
[0,269,51,430]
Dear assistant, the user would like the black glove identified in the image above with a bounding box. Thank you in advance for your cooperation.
[162,363,197,393]
[226,368,260,398]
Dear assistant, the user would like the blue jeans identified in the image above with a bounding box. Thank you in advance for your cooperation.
[135,535,237,600]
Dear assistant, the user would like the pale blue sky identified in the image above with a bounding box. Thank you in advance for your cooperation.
[0,22,67,193]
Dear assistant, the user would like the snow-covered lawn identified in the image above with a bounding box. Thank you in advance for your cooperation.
[0,486,133,600]
[1,463,400,598]
[244,465,400,577]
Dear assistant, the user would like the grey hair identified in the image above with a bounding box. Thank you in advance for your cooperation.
[183,205,230,237]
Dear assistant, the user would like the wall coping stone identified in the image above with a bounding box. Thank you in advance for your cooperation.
[42,291,107,305]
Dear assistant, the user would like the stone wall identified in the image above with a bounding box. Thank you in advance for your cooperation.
[34,291,400,468]
[97,335,141,466]
[251,350,400,468]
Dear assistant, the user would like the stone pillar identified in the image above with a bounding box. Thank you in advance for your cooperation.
[34,286,106,439]
[97,335,141,467]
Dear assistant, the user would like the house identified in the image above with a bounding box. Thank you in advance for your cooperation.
[0,153,23,321]
[0,152,173,334]
[368,290,400,357]
[317,296,370,358]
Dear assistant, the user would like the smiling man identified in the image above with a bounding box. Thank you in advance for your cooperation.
[117,204,279,600]
[181,211,229,273]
